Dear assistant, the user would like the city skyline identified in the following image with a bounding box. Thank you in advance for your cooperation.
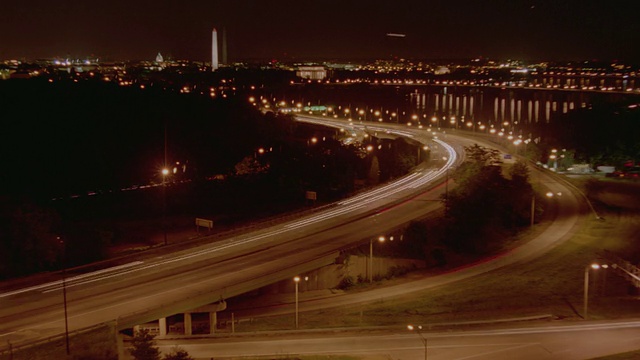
[1,0,639,63]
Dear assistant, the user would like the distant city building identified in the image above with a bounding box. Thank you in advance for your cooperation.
[434,66,451,75]
[156,52,164,63]
[296,66,327,80]
[211,28,219,71]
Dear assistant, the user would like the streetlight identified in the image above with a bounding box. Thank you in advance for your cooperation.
[293,276,308,329]
[369,236,385,283]
[584,263,608,320]
[442,157,449,217]
[550,149,558,171]
[293,276,300,329]
[530,195,535,227]
[531,191,556,227]
[161,168,169,246]
[58,237,70,356]
[407,324,427,360]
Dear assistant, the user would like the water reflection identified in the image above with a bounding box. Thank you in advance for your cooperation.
[266,81,639,135]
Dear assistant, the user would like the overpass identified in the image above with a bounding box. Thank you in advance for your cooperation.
[0,115,461,353]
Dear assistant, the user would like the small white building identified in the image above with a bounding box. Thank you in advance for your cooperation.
[296,66,327,80]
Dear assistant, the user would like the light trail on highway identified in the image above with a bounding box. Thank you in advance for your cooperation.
[0,114,460,350]
[0,113,604,359]
[157,320,640,360]
[0,127,454,299]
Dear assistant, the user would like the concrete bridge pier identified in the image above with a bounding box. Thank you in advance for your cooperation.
[184,313,192,335]
[209,311,217,334]
[159,317,167,336]
[184,300,227,335]
[146,301,227,336]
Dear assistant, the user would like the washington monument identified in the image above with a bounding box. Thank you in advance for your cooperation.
[211,28,219,71]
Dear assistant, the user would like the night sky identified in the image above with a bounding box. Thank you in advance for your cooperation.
[1,0,639,62]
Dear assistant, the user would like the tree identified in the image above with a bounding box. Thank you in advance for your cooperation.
[464,144,503,166]
[163,347,194,360]
[129,329,160,360]
[444,148,535,254]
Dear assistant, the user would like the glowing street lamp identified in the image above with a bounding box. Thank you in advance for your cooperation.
[442,157,450,216]
[161,168,169,246]
[584,263,608,320]
[407,324,427,360]
[293,275,308,329]
[58,237,70,356]
[293,276,300,329]
[369,236,386,283]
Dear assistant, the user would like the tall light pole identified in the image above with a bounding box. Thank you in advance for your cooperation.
[293,276,300,329]
[442,157,449,217]
[161,168,169,246]
[408,324,427,360]
[532,192,555,227]
[293,276,308,329]
[584,263,608,320]
[530,195,535,227]
[369,236,385,283]
[58,237,70,356]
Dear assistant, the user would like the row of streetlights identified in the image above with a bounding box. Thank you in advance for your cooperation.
[255,96,535,145]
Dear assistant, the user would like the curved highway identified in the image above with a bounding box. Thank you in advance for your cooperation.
[0,114,599,358]
[0,115,462,349]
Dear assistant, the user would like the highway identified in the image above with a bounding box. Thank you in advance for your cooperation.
[0,116,462,349]
[156,320,640,359]
[0,114,607,359]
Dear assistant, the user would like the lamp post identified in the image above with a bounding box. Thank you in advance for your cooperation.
[293,276,309,328]
[161,168,169,246]
[531,191,555,227]
[369,236,385,283]
[442,157,449,217]
[408,324,427,360]
[530,195,535,227]
[584,263,608,320]
[293,276,300,329]
[58,237,70,356]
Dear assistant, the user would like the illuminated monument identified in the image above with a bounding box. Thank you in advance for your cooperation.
[211,28,219,71]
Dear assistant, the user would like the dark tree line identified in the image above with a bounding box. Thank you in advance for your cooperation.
[0,79,424,279]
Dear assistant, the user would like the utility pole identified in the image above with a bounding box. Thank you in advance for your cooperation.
[59,237,70,356]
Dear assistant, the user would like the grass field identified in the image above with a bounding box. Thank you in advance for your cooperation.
[230,204,639,334]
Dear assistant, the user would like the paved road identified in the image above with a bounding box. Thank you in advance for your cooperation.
[0,115,589,358]
[0,117,461,349]
[156,320,640,359]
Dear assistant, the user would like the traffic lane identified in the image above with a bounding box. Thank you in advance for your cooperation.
[156,321,640,359]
